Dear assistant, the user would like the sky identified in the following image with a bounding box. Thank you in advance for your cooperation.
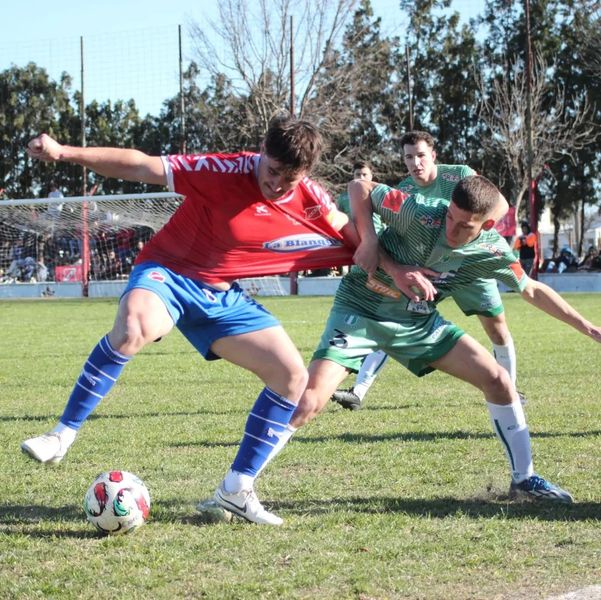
[1,0,485,116]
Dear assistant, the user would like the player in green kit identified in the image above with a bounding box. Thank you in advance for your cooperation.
[271,174,601,505]
[332,131,522,410]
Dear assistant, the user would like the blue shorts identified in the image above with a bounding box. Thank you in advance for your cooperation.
[123,262,280,360]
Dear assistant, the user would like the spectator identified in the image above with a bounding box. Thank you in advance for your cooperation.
[513,221,537,276]
[35,258,49,282]
[47,181,65,219]
[557,247,578,273]
[115,228,134,264]
[578,246,600,271]
[104,249,124,279]
[335,160,380,277]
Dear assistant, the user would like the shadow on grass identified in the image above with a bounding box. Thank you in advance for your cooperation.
[270,495,601,522]
[0,503,97,538]
[0,407,246,423]
[167,428,601,450]
[294,429,601,444]
[2,494,601,537]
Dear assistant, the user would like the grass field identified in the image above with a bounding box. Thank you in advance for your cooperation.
[1,294,601,599]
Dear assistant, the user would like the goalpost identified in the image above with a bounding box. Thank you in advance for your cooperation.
[0,193,288,297]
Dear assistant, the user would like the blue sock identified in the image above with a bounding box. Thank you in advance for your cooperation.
[231,387,297,476]
[60,335,131,430]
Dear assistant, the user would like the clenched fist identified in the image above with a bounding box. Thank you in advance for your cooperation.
[27,134,64,162]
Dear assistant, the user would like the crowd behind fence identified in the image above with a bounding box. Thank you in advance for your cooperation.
[0,222,154,285]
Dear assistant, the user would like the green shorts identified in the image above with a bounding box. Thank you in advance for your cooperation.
[312,308,464,377]
[452,278,504,317]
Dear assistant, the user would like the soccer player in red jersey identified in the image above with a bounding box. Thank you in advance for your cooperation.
[22,115,360,525]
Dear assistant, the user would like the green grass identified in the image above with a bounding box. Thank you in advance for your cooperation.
[1,294,601,599]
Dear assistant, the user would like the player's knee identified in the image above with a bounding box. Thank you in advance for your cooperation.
[484,365,514,397]
[110,315,156,355]
[290,364,309,396]
[277,363,308,402]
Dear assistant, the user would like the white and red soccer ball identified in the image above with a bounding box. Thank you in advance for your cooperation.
[83,470,150,535]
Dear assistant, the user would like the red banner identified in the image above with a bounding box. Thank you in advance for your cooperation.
[495,205,516,237]
[55,264,83,282]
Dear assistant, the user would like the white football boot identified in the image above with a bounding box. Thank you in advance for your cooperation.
[214,482,283,525]
[21,432,68,464]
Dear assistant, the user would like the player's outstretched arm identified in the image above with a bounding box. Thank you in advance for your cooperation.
[521,278,601,342]
[348,179,379,275]
[27,133,166,186]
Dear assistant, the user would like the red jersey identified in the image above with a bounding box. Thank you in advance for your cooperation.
[136,152,354,284]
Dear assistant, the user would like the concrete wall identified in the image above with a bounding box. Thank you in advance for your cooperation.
[538,272,601,293]
[0,282,82,298]
[1,273,600,298]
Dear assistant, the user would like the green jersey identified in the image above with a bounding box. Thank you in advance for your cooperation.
[334,183,528,322]
[337,190,384,234]
[395,164,475,199]
[394,164,504,317]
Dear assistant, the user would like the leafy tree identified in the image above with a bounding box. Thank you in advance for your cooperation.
[0,63,75,198]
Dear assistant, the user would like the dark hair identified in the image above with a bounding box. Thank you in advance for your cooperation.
[452,175,501,216]
[352,160,371,171]
[521,220,532,234]
[400,130,436,149]
[263,114,323,173]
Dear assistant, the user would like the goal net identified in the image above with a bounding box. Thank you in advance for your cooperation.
[0,193,288,296]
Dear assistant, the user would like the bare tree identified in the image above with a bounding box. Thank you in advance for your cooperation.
[580,2,601,80]
[188,0,359,141]
[477,53,599,223]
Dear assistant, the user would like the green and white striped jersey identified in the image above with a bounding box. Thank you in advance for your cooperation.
[396,164,475,198]
[334,177,527,322]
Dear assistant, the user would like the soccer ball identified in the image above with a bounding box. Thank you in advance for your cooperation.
[83,470,150,535]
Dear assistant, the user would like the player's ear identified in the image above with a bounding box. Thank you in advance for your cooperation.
[482,219,496,231]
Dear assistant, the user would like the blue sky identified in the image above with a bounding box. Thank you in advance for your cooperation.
[1,0,484,116]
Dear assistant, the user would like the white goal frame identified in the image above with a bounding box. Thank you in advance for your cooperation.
[0,193,289,297]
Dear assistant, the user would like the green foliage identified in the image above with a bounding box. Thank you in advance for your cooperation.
[1,0,599,211]
[1,294,601,598]
[0,63,76,197]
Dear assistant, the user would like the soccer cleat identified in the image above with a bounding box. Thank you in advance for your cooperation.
[21,432,68,464]
[214,483,283,525]
[330,388,362,411]
[517,390,527,406]
[509,474,574,504]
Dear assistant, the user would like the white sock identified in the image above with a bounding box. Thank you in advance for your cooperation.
[492,336,517,385]
[486,401,534,483]
[223,424,297,492]
[353,350,389,400]
[52,423,78,447]
[223,470,255,494]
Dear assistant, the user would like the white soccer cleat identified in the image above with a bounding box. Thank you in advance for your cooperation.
[21,432,68,464]
[214,482,283,526]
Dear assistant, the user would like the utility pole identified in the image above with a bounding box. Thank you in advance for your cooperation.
[405,45,413,130]
[524,0,535,232]
[524,0,539,279]
[179,25,187,154]
[289,15,298,295]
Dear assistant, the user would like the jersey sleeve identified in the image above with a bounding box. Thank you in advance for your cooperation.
[161,156,175,192]
[472,237,529,293]
[370,184,414,236]
[302,178,349,232]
